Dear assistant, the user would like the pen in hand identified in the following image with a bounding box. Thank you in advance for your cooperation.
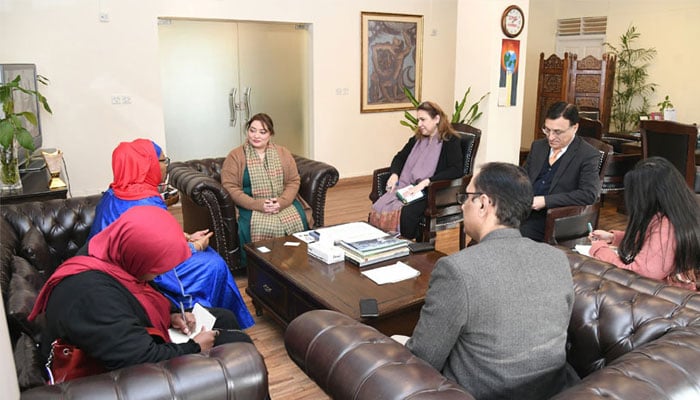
[179,301,189,335]
[587,222,593,236]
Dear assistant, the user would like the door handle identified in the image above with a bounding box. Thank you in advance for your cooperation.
[243,87,252,123]
[229,88,237,126]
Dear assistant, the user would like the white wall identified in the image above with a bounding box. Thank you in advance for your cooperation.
[523,0,700,146]
[456,0,530,169]
[0,0,462,195]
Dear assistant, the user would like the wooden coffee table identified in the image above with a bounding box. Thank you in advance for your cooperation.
[245,236,444,336]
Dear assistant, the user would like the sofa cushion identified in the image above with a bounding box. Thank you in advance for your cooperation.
[568,266,700,378]
[13,332,45,390]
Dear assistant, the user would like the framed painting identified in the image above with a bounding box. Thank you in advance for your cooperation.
[361,12,423,113]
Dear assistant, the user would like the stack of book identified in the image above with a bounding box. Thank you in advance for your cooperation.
[337,235,410,267]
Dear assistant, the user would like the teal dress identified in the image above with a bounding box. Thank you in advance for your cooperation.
[237,167,309,265]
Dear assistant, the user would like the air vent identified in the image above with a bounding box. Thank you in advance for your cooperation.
[557,16,606,36]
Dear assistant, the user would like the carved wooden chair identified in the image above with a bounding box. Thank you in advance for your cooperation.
[369,125,480,248]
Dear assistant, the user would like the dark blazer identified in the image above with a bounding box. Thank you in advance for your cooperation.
[390,134,463,183]
[523,135,600,208]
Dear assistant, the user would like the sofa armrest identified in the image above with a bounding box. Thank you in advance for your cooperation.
[293,155,339,228]
[285,310,474,400]
[21,342,268,400]
[169,161,240,271]
[552,323,700,399]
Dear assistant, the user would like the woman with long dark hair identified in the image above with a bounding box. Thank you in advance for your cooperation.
[589,157,700,289]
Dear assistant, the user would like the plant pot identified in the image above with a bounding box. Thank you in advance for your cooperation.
[663,108,676,121]
[0,139,23,191]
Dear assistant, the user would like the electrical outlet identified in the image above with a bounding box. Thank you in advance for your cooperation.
[99,12,110,23]
[120,96,131,104]
[111,96,121,105]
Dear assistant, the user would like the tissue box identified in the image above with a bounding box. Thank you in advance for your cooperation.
[308,242,345,264]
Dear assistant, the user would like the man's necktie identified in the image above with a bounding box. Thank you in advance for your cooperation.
[549,149,560,165]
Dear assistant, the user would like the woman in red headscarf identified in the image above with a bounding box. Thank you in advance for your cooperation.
[29,206,252,378]
[87,139,254,330]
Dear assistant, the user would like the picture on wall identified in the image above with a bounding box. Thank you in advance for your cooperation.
[498,39,520,107]
[361,12,423,113]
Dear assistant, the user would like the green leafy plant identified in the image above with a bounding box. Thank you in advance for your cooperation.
[657,95,674,112]
[0,74,51,154]
[605,25,657,133]
[399,86,421,131]
[399,86,489,131]
[451,87,489,126]
[0,74,51,186]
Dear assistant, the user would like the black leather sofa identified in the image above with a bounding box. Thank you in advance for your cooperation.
[168,155,339,272]
[1,196,269,399]
[285,250,700,399]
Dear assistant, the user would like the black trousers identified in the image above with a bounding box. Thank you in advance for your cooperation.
[400,198,427,240]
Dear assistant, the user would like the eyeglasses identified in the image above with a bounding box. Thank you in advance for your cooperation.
[457,192,483,204]
[159,156,170,166]
[541,125,574,137]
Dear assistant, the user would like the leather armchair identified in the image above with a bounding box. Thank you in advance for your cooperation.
[285,250,700,399]
[1,196,269,398]
[169,154,339,272]
[369,127,480,248]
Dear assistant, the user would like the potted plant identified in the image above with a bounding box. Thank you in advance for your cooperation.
[657,95,676,121]
[451,87,489,127]
[0,74,51,190]
[399,86,488,131]
[605,25,657,133]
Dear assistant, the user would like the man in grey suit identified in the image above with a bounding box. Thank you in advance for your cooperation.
[405,162,576,399]
[521,101,601,241]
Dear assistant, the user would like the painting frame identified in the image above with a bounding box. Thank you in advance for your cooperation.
[361,12,423,113]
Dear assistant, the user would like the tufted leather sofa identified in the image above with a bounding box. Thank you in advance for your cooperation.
[285,250,700,400]
[168,155,339,272]
[1,196,269,399]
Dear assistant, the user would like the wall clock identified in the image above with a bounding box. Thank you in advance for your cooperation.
[501,5,524,38]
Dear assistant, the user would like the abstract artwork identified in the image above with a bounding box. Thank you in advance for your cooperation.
[361,12,423,112]
[498,39,520,107]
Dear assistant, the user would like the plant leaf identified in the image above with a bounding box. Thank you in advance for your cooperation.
[15,128,35,151]
[0,120,14,148]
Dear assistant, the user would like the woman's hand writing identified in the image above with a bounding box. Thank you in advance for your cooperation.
[386,174,399,193]
[171,312,196,335]
[589,229,614,244]
[404,179,430,196]
[193,327,219,352]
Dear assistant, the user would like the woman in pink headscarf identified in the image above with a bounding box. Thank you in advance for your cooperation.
[29,206,252,379]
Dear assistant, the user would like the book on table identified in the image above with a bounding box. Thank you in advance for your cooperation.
[395,185,425,204]
[337,235,410,267]
[338,235,408,255]
[343,246,410,267]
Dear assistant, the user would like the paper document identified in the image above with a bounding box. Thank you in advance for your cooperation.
[169,303,217,344]
[361,261,420,285]
[292,230,317,243]
[574,245,591,256]
[396,185,425,204]
[314,222,388,244]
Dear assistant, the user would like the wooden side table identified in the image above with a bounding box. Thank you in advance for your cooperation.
[0,169,68,205]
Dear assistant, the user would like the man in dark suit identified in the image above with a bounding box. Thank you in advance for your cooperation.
[520,101,600,241]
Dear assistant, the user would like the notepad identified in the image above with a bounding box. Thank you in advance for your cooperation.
[169,303,217,344]
[361,261,420,285]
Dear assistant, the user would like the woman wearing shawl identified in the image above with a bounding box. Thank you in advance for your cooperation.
[29,206,251,375]
[221,113,310,266]
[89,139,254,329]
[369,101,463,239]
